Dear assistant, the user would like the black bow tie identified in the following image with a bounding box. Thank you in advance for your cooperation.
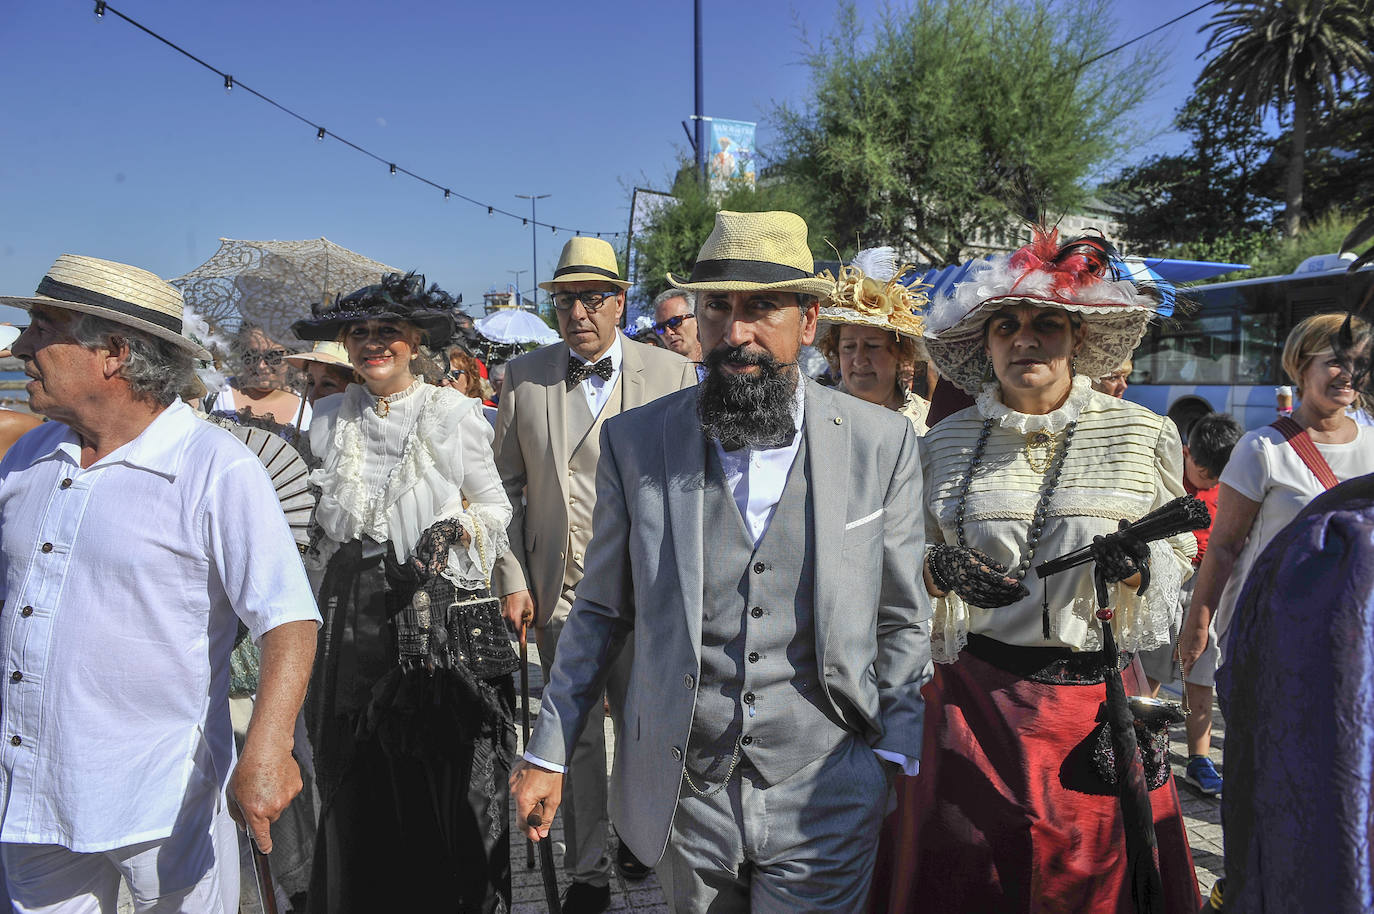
[566,356,614,389]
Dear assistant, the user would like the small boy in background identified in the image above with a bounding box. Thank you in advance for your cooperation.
[1140,412,1244,798]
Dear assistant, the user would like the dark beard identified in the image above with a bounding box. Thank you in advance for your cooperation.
[698,345,799,450]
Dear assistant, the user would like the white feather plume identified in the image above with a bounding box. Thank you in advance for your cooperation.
[850,247,899,282]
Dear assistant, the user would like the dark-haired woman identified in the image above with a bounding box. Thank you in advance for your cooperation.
[294,273,515,913]
[872,230,1200,913]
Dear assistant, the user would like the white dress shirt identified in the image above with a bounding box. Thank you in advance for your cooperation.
[569,333,623,419]
[712,380,807,546]
[0,401,322,851]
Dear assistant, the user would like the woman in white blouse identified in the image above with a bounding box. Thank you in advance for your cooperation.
[1179,312,1374,672]
[871,230,1200,914]
[291,273,515,913]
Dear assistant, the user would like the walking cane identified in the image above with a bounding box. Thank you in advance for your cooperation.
[235,804,280,914]
[527,811,563,914]
[520,620,536,870]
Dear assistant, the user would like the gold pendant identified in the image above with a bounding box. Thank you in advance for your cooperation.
[375,397,390,418]
[1025,430,1057,474]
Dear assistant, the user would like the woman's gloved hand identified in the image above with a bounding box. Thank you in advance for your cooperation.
[927,544,1029,608]
[411,519,469,581]
[1089,526,1151,607]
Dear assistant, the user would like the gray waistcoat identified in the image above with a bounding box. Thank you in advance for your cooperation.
[688,436,850,786]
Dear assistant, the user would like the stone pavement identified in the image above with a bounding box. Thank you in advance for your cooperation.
[115,648,1225,912]
[510,647,1227,913]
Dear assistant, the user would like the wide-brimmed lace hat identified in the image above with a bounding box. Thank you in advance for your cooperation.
[666,210,835,298]
[0,254,212,359]
[539,237,632,291]
[292,271,455,346]
[924,228,1170,394]
[816,247,928,342]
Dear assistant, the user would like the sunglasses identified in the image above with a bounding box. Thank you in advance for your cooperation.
[240,349,288,367]
[552,290,619,313]
[653,314,696,335]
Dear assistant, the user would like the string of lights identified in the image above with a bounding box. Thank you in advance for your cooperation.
[1077,1,1216,70]
[89,1,624,239]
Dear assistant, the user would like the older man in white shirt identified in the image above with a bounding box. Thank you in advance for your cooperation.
[0,256,320,913]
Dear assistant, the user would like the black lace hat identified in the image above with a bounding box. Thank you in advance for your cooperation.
[291,271,456,346]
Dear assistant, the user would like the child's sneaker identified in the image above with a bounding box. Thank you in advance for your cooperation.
[1185,755,1223,798]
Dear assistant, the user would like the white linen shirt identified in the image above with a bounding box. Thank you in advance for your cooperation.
[569,333,624,419]
[0,401,321,852]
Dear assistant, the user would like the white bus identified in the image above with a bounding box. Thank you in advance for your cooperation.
[1127,256,1374,436]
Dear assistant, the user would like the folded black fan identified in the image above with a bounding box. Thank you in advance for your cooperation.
[1034,496,1212,580]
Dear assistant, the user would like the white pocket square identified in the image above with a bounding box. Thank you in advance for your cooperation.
[844,508,884,531]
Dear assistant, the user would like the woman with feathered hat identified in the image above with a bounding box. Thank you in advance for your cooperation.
[292,273,516,912]
[815,248,931,433]
[870,229,1201,913]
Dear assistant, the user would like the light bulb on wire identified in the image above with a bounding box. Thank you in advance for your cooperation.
[224,75,233,94]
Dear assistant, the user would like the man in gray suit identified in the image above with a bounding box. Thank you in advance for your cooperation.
[512,211,933,912]
[493,236,695,912]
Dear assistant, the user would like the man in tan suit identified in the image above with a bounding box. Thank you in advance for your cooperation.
[493,237,696,913]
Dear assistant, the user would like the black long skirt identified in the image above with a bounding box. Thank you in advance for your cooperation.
[306,540,515,913]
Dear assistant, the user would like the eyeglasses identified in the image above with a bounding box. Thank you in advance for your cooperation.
[240,349,288,367]
[551,290,619,313]
[652,314,696,335]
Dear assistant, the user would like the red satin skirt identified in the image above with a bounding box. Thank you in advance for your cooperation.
[870,647,1201,914]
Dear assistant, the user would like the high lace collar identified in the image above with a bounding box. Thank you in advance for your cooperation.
[976,374,1093,434]
[362,378,425,415]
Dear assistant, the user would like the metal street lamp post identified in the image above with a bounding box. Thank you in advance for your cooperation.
[515,194,551,310]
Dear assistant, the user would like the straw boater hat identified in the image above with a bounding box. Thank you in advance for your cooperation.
[539,237,631,291]
[667,210,835,298]
[0,254,211,360]
[923,228,1170,394]
[292,271,455,346]
[286,341,351,369]
[817,246,929,343]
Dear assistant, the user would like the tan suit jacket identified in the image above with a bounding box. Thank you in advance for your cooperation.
[492,334,697,625]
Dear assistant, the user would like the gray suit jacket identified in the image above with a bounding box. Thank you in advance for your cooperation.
[527,380,934,863]
[491,334,696,624]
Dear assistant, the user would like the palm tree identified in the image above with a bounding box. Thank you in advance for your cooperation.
[1198,0,1373,237]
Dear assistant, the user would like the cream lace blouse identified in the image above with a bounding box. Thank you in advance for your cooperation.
[921,375,1196,662]
[308,382,512,589]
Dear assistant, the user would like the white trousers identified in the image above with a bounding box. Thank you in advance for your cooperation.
[1,801,239,914]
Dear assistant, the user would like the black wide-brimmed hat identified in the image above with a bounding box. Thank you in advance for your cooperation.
[291,271,456,345]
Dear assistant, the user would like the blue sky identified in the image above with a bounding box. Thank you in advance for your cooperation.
[0,0,1221,326]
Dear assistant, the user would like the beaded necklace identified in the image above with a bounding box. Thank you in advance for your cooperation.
[954,415,1077,638]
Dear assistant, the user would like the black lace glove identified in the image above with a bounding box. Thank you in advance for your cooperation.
[1089,526,1151,607]
[411,519,468,581]
[927,544,1029,609]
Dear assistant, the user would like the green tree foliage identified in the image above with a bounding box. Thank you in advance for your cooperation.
[1198,0,1373,237]
[1110,81,1276,264]
[769,0,1159,267]
[631,166,829,303]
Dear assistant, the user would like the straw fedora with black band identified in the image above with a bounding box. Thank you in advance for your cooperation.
[538,237,631,291]
[666,210,834,298]
[0,254,212,360]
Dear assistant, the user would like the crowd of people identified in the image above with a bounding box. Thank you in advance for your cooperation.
[0,209,1369,914]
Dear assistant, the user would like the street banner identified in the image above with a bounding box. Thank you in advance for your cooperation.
[706,118,757,193]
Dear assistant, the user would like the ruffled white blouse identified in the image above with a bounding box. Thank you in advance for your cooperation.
[307,382,512,589]
[921,375,1196,662]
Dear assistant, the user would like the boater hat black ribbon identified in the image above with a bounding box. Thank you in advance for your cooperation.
[35,277,184,333]
[686,259,813,284]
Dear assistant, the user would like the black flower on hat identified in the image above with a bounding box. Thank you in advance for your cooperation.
[291,271,456,346]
